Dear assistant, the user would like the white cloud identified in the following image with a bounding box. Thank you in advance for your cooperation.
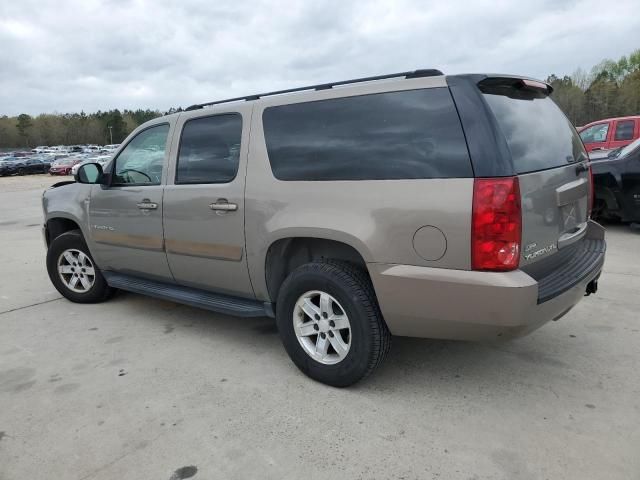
[0,0,639,115]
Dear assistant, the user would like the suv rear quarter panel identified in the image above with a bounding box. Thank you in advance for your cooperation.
[245,76,474,302]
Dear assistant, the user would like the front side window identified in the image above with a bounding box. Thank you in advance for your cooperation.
[614,120,635,141]
[579,123,609,143]
[263,88,472,181]
[176,114,242,184]
[113,124,169,185]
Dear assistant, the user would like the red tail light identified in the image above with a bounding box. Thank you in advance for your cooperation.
[472,177,522,271]
[588,163,594,218]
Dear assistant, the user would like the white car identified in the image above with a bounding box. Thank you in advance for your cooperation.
[71,155,112,176]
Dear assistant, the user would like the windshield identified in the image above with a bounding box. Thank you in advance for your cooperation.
[481,86,587,174]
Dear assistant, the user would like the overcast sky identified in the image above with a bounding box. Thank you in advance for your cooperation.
[1,0,639,116]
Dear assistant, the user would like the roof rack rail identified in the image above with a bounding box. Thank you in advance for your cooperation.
[185,69,444,111]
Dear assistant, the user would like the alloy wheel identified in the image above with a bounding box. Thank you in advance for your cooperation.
[57,248,96,293]
[292,290,351,365]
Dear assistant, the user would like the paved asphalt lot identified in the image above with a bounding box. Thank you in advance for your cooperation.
[0,174,638,480]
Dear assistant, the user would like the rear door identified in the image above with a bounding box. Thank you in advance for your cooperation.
[162,105,254,298]
[480,81,591,268]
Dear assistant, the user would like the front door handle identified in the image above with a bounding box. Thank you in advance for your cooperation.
[209,199,238,212]
[137,200,158,210]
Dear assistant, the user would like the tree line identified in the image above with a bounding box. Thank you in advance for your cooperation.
[547,49,640,127]
[1,49,639,148]
[0,108,181,149]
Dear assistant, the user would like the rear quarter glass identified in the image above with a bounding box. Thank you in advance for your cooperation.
[262,87,473,181]
[481,87,587,174]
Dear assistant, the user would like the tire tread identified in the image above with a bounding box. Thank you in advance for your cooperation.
[46,230,114,303]
[276,259,391,386]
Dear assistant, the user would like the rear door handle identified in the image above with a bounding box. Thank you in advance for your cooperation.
[209,199,238,212]
[137,200,158,210]
[557,221,588,249]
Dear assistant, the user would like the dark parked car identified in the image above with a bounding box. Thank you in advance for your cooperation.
[10,151,32,158]
[25,157,51,173]
[592,138,640,223]
[0,159,19,176]
[0,157,51,176]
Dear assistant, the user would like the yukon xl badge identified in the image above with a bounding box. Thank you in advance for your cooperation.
[524,243,556,261]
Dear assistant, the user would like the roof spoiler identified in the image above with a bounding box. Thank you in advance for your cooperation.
[478,76,553,96]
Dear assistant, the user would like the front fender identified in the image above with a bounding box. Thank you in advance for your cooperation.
[43,182,93,249]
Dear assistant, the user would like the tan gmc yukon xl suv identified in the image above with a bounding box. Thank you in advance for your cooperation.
[42,70,606,386]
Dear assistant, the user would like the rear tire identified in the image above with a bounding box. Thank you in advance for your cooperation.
[276,261,391,387]
[46,230,114,303]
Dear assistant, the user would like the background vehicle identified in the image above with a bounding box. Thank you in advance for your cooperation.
[0,157,50,175]
[579,115,640,153]
[592,138,640,223]
[70,155,112,175]
[42,71,605,386]
[101,144,120,153]
[49,157,83,175]
[0,158,20,176]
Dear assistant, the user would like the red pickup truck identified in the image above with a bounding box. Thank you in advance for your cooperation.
[578,116,640,153]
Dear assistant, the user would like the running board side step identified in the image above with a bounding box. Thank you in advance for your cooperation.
[103,272,274,318]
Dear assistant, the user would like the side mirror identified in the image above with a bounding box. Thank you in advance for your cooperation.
[75,163,103,184]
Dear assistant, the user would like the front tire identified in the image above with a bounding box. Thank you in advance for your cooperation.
[276,261,391,387]
[46,230,114,303]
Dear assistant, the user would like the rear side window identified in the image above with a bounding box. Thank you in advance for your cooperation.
[482,88,587,174]
[614,120,635,141]
[176,114,242,184]
[262,88,472,181]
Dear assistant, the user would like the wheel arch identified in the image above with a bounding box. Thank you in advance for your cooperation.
[45,216,83,247]
[264,236,370,302]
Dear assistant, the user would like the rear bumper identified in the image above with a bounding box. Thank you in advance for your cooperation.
[368,221,606,341]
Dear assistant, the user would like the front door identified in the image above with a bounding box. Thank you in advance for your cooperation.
[88,122,174,281]
[162,106,254,298]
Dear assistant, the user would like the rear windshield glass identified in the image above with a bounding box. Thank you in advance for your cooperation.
[481,88,587,174]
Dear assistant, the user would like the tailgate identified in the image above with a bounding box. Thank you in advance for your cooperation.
[518,165,589,266]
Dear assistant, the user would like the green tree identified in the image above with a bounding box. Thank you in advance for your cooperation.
[99,110,127,144]
[16,114,33,147]
[549,47,640,126]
